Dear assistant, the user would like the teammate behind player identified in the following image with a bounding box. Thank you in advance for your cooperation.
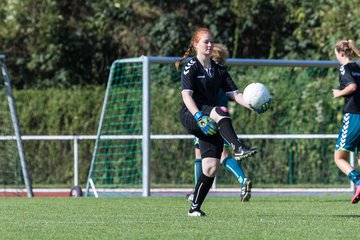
[332,39,360,203]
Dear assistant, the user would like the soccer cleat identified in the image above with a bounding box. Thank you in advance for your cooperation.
[234,144,257,160]
[241,178,252,202]
[188,209,206,217]
[186,193,194,202]
[351,185,360,204]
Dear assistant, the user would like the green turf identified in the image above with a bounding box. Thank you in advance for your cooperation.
[0,195,359,239]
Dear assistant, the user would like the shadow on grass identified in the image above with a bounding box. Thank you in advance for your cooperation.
[333,215,360,218]
[318,199,349,203]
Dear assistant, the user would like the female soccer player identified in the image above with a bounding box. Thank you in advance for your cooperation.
[177,28,268,216]
[187,43,252,204]
[332,39,360,203]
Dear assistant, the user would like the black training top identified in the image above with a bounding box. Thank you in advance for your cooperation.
[181,57,239,109]
[338,62,360,113]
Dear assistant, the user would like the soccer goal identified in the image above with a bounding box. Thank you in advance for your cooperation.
[0,55,33,197]
[86,56,356,197]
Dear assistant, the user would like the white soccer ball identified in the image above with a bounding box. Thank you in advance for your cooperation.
[243,83,271,110]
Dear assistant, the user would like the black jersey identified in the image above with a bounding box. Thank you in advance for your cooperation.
[181,57,238,109]
[338,62,360,113]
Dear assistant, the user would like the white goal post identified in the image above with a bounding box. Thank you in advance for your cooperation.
[86,56,357,197]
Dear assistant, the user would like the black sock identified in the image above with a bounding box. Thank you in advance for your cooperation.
[190,174,214,212]
[218,118,241,151]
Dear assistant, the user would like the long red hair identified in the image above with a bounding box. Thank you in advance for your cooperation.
[175,28,212,70]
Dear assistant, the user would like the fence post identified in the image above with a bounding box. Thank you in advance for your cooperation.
[142,57,150,197]
[289,141,295,185]
[74,136,79,187]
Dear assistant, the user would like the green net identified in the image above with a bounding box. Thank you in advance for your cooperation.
[89,58,351,192]
[88,61,143,188]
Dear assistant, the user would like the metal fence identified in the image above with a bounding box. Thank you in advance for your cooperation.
[0,134,355,195]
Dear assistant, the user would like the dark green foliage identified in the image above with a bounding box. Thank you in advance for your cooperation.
[149,13,190,56]
[1,0,360,88]
[14,87,104,135]
[13,87,104,185]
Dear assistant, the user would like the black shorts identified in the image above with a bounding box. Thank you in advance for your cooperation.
[180,105,223,159]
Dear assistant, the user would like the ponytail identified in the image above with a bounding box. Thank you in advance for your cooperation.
[336,40,360,59]
[175,44,193,71]
[348,40,360,58]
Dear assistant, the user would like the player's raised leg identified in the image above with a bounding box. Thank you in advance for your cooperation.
[210,106,257,160]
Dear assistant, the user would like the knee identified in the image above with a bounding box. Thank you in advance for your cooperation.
[215,106,229,117]
[334,150,348,164]
[211,106,229,121]
[207,166,218,177]
[202,158,219,177]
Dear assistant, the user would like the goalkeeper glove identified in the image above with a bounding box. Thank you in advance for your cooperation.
[250,98,271,114]
[194,111,217,136]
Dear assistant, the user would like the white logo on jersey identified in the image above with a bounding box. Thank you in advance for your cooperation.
[340,113,350,148]
[197,75,205,78]
[183,59,196,75]
[340,66,345,75]
[352,71,360,76]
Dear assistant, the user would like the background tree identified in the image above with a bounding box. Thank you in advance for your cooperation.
[2,0,360,88]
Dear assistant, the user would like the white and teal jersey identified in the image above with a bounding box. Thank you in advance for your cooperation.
[335,113,360,152]
[335,62,360,152]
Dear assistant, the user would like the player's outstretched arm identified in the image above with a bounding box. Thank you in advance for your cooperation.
[227,92,253,110]
[228,91,270,114]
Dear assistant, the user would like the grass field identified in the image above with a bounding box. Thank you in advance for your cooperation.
[0,195,359,240]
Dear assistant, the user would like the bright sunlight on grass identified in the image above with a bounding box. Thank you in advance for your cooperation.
[0,195,359,239]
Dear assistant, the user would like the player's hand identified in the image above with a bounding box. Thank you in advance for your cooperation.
[332,89,341,98]
[194,111,217,136]
[250,98,271,114]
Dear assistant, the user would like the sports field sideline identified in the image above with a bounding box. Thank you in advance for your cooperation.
[0,187,353,197]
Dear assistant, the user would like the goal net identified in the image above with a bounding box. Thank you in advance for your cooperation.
[0,55,33,197]
[86,56,355,197]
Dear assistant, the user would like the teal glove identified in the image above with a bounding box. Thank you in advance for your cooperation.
[250,98,271,114]
[194,111,217,136]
